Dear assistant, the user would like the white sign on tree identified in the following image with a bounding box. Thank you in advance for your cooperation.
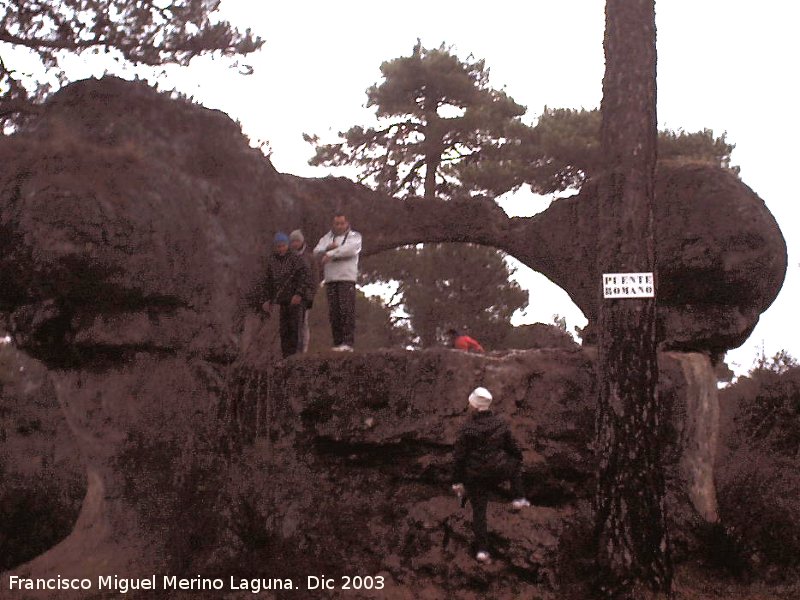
[603,272,654,298]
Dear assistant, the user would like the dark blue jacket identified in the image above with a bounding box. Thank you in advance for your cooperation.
[262,251,312,306]
[453,411,522,482]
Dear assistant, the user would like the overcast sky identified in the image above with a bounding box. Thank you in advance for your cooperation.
[32,0,800,374]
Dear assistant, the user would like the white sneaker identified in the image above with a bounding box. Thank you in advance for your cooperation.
[511,498,531,510]
[475,551,491,563]
[337,344,353,352]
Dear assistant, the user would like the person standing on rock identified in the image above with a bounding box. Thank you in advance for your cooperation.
[452,386,530,563]
[261,232,313,358]
[289,229,320,353]
[313,212,362,352]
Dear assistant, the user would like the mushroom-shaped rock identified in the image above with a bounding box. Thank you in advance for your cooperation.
[0,77,787,364]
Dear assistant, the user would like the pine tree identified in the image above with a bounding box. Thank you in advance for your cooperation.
[0,0,262,126]
[308,42,531,347]
[593,0,671,598]
[306,41,530,201]
[520,107,738,195]
[360,244,527,349]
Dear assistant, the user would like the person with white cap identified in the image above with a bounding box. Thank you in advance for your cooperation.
[452,386,531,563]
[260,232,313,358]
[289,229,320,353]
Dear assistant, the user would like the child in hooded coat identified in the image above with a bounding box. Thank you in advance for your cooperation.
[452,386,530,562]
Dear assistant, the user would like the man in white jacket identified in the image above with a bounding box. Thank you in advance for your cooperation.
[313,212,362,351]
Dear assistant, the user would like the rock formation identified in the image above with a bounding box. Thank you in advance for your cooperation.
[3,347,719,599]
[0,77,787,367]
[292,165,786,355]
[0,77,786,597]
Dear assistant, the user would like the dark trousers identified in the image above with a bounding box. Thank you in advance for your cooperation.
[325,281,356,346]
[279,303,305,358]
[465,460,525,553]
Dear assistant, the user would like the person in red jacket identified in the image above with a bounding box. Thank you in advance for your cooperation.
[447,328,485,353]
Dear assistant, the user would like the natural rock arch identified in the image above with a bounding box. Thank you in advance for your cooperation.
[0,77,786,368]
[289,163,786,356]
[0,77,787,593]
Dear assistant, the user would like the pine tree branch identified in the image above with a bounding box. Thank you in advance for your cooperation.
[138,0,172,22]
[0,29,101,51]
[0,97,41,118]
[393,157,426,195]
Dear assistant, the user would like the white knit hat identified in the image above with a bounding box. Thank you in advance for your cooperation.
[468,387,493,410]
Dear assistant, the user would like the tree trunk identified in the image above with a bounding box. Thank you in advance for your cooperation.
[423,107,442,201]
[593,0,671,598]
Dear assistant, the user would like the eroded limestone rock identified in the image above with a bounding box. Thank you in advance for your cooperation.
[0,76,772,597]
[0,77,787,366]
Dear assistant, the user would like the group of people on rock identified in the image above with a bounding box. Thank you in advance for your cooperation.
[259,212,486,359]
[259,213,528,564]
[260,212,362,358]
